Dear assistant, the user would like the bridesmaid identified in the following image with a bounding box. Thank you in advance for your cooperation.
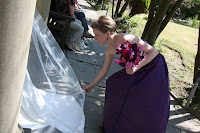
[83,15,170,133]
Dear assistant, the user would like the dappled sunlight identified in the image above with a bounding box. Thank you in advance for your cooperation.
[95,100,102,106]
[167,98,200,132]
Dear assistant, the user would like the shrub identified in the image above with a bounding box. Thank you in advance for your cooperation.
[140,0,151,11]
[180,0,200,19]
[187,15,199,28]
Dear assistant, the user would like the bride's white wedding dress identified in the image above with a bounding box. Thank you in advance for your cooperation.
[18,10,85,133]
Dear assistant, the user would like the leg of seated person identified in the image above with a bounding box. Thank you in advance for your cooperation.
[68,20,84,51]
[74,11,93,38]
[74,11,89,32]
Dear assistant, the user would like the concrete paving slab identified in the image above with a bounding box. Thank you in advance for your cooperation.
[67,58,108,88]
[84,96,104,131]
[86,85,105,103]
[67,53,121,88]
[84,38,107,66]
[168,97,200,132]
[87,36,119,62]
[165,125,183,133]
[84,128,102,133]
[68,58,100,84]
[90,40,106,56]
[66,47,99,65]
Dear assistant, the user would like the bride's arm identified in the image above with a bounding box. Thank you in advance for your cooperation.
[125,34,159,75]
[83,48,114,92]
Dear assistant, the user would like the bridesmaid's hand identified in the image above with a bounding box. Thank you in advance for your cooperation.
[82,84,94,93]
[126,67,136,75]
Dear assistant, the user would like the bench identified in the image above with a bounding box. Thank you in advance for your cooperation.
[47,11,75,50]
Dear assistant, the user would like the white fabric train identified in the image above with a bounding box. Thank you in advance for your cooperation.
[18,9,85,133]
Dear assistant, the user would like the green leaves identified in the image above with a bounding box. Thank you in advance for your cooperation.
[140,0,151,10]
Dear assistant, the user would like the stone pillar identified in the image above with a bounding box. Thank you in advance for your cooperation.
[0,0,36,133]
[36,0,51,24]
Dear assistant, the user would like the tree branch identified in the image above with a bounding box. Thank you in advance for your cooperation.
[117,0,130,17]
[194,23,200,82]
[141,0,156,40]
[144,0,172,45]
[156,0,184,39]
[112,0,114,18]
[114,0,123,19]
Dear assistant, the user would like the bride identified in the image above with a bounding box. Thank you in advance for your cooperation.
[18,9,85,133]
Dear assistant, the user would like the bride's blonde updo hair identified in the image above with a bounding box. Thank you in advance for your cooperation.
[91,15,117,34]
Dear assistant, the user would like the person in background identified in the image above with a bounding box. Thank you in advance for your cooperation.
[74,0,93,38]
[83,15,170,133]
[51,0,84,51]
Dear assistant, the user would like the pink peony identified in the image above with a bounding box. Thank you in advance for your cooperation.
[130,52,135,59]
[138,47,143,51]
[117,43,122,50]
[114,59,120,64]
[121,57,126,63]
[135,56,140,65]
[115,41,146,68]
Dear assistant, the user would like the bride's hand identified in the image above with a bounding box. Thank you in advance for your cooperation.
[82,84,94,93]
[126,67,136,75]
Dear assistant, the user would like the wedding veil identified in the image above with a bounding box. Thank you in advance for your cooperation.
[18,9,85,133]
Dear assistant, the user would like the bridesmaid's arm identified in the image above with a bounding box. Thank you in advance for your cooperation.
[83,48,114,92]
[125,34,159,75]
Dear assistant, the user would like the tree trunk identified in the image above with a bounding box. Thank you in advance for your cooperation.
[114,0,123,19]
[156,0,184,39]
[97,0,102,5]
[112,0,115,18]
[142,0,184,46]
[142,0,172,45]
[192,23,200,104]
[141,0,156,40]
[101,0,106,10]
[129,0,146,17]
[117,0,130,17]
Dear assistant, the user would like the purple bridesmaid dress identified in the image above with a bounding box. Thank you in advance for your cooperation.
[103,53,170,133]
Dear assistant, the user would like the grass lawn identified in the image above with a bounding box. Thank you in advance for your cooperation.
[157,21,198,83]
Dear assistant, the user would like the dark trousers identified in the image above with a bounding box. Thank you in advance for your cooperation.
[75,11,89,32]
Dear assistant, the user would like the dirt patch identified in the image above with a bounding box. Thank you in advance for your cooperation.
[161,45,193,95]
[161,45,200,119]
[169,74,192,98]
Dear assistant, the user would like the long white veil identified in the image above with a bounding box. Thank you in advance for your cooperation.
[18,9,85,133]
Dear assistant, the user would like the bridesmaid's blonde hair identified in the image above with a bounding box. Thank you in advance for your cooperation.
[91,15,117,33]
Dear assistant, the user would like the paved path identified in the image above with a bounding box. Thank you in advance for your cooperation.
[66,0,200,133]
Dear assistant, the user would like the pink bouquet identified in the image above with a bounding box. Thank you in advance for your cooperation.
[114,41,146,69]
